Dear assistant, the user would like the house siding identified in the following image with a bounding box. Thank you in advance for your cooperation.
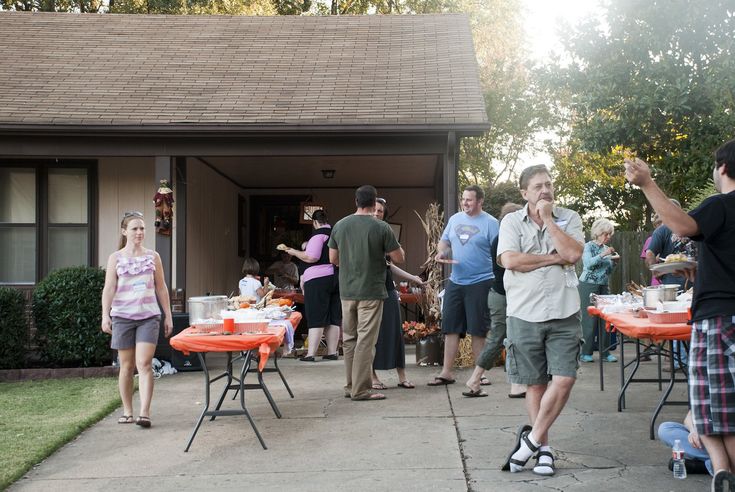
[185,159,242,298]
[97,157,156,266]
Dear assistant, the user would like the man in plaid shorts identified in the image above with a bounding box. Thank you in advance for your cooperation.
[625,138,735,491]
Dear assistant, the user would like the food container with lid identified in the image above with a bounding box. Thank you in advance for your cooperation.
[188,295,228,324]
[642,285,678,308]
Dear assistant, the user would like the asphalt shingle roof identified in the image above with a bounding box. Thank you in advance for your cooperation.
[0,12,488,130]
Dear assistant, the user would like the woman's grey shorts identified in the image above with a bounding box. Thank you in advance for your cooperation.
[111,316,161,350]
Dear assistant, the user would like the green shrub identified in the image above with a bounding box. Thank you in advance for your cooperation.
[0,287,28,369]
[32,266,109,367]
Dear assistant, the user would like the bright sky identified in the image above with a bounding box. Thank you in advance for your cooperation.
[522,0,602,62]
[512,0,603,172]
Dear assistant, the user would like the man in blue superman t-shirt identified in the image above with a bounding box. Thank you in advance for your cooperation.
[428,184,499,386]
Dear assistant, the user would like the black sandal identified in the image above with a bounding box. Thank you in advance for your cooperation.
[135,416,152,428]
[502,425,537,471]
[533,450,555,476]
[117,415,133,424]
[299,355,316,362]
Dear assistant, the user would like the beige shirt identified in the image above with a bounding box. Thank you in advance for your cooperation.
[497,204,584,323]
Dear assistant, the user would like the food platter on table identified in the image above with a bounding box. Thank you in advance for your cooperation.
[650,261,697,275]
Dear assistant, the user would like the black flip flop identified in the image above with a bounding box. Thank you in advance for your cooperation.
[462,389,488,398]
[501,424,533,471]
[480,376,492,386]
[427,376,456,386]
[135,416,151,428]
[508,392,527,399]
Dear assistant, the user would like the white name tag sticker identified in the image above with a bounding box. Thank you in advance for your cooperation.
[132,281,147,292]
[555,220,568,227]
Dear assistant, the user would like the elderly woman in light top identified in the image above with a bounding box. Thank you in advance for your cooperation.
[578,218,619,363]
[101,211,173,428]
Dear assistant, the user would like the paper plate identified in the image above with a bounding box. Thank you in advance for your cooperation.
[650,261,696,275]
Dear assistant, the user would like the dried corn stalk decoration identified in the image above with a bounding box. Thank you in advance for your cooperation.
[414,203,445,330]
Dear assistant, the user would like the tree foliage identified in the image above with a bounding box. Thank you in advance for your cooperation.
[457,0,549,191]
[539,0,735,230]
[1,0,103,11]
[482,180,523,219]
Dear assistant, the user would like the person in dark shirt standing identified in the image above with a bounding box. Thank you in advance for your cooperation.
[328,185,405,401]
[625,138,735,492]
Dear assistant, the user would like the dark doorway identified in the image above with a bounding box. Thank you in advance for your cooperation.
[249,195,311,273]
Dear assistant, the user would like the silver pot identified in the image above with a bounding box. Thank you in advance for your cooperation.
[188,295,228,323]
[642,285,679,308]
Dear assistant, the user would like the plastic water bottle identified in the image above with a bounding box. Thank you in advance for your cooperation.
[672,439,687,479]
[563,264,579,288]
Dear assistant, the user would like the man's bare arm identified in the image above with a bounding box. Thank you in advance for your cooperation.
[500,251,563,273]
[434,239,451,260]
[536,200,583,264]
[388,247,405,264]
[625,158,699,237]
[329,247,339,267]
[544,220,583,264]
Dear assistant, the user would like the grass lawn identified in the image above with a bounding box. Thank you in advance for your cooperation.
[0,377,122,490]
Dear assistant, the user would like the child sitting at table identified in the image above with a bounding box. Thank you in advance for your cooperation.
[239,257,269,302]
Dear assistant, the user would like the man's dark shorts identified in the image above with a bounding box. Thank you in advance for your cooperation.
[441,279,491,337]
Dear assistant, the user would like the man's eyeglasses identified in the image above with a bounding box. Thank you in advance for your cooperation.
[123,211,143,218]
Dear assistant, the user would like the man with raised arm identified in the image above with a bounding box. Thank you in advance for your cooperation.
[625,139,735,492]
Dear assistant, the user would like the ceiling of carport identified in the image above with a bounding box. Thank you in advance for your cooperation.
[197,155,441,189]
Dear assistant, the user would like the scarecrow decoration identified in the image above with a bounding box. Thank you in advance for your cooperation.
[153,179,174,235]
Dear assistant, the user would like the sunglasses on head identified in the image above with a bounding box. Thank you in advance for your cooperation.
[376,198,387,205]
[123,211,143,219]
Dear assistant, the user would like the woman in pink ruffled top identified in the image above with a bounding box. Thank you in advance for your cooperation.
[101,211,173,428]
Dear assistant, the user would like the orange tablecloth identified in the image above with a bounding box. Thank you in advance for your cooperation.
[587,307,691,343]
[171,326,285,372]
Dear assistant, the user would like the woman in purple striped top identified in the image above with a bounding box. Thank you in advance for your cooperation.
[101,211,173,428]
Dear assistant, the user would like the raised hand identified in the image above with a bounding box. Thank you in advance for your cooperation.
[624,157,653,187]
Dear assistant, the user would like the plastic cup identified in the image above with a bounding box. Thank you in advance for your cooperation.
[223,318,235,334]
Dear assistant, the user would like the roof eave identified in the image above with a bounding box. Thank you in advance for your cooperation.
[0,122,490,138]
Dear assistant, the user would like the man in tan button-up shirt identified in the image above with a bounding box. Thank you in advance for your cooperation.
[498,165,584,476]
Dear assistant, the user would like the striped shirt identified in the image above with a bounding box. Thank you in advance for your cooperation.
[110,253,161,320]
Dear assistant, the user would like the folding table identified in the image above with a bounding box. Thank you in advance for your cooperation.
[170,324,286,451]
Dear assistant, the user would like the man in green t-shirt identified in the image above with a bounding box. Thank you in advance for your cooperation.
[328,185,405,401]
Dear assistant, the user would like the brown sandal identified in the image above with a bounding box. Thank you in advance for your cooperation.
[135,416,152,428]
